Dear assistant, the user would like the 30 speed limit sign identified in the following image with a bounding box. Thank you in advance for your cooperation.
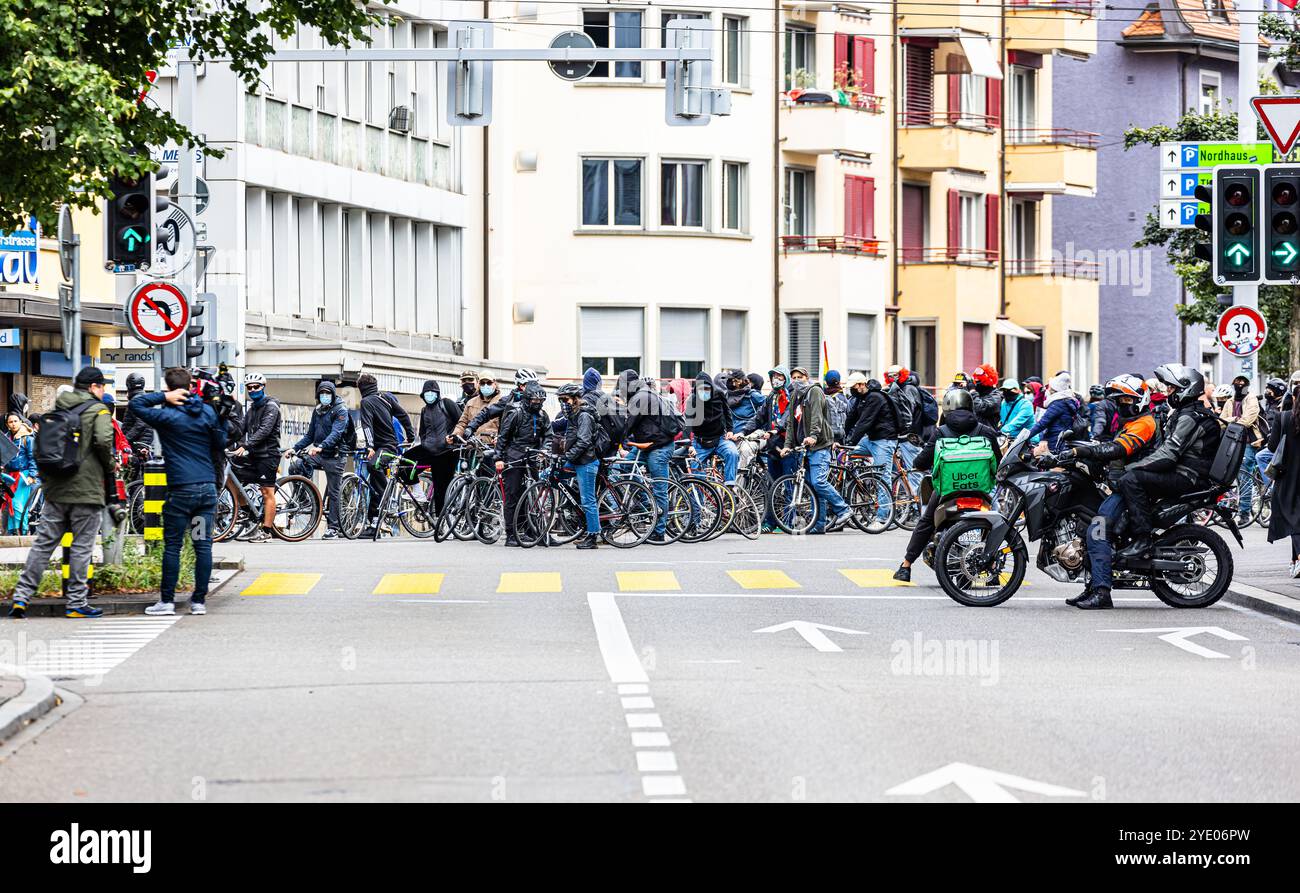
[1217,306,1267,357]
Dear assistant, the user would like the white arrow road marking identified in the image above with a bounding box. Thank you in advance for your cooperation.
[754,621,867,652]
[886,762,1087,803]
[1102,627,1247,660]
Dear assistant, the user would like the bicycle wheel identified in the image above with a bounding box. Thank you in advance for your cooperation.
[704,481,736,542]
[513,481,552,548]
[126,480,146,535]
[651,478,692,545]
[891,474,921,531]
[599,479,655,548]
[771,473,818,535]
[850,470,894,532]
[338,474,368,539]
[728,483,762,540]
[212,481,238,542]
[434,476,468,542]
[272,475,323,541]
[475,479,503,544]
[458,478,493,541]
[676,476,723,543]
[399,476,439,538]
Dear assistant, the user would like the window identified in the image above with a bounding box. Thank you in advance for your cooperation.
[1199,71,1221,114]
[960,193,983,253]
[784,168,814,236]
[581,307,644,376]
[582,157,643,227]
[901,183,928,261]
[723,17,748,86]
[999,328,1042,382]
[907,323,937,389]
[785,25,815,90]
[902,44,934,125]
[723,162,747,232]
[722,310,747,369]
[1203,0,1228,22]
[963,323,987,371]
[1008,198,1038,273]
[1068,332,1093,388]
[660,308,709,380]
[1008,65,1037,135]
[661,160,706,228]
[786,312,821,377]
[661,12,706,78]
[847,314,876,377]
[833,34,875,94]
[844,176,875,241]
[585,10,644,79]
[960,74,986,123]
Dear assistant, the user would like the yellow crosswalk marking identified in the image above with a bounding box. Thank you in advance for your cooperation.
[241,573,322,596]
[728,569,800,590]
[373,573,445,595]
[497,572,562,593]
[840,568,915,588]
[617,571,680,591]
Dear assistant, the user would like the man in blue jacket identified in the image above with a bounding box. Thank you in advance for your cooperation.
[129,367,227,616]
[288,379,350,539]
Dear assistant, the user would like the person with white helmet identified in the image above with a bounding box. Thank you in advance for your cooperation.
[230,372,282,542]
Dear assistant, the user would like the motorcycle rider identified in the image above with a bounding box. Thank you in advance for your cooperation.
[892,388,1001,582]
[1046,374,1158,610]
[494,382,550,547]
[230,373,282,543]
[1114,364,1222,563]
[287,380,350,539]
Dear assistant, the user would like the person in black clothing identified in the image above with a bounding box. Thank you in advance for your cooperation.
[357,372,414,535]
[969,364,1003,431]
[1088,384,1119,440]
[558,382,602,549]
[457,370,478,410]
[288,380,350,538]
[404,379,460,515]
[892,389,1002,582]
[231,372,283,542]
[495,382,550,546]
[846,378,898,452]
[1115,363,1220,562]
[624,374,682,542]
[121,373,153,448]
[685,371,738,483]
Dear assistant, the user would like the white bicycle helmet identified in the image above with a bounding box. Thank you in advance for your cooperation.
[1212,383,1233,401]
[244,372,266,387]
[514,368,538,385]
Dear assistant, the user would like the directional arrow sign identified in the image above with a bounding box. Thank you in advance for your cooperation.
[1274,242,1298,264]
[1226,243,1251,265]
[886,762,1088,803]
[1102,627,1247,659]
[1251,95,1300,156]
[754,621,867,652]
[122,227,145,251]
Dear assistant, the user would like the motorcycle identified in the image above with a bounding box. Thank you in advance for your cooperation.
[915,474,996,570]
[931,430,1241,608]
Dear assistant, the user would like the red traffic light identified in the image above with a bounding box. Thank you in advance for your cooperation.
[1225,184,1251,207]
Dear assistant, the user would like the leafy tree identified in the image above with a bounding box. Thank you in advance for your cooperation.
[0,0,386,232]
[1125,109,1298,377]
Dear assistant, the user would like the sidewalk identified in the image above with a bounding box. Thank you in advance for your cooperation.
[0,670,57,744]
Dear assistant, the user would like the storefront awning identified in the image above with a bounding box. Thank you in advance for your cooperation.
[995,318,1041,341]
[0,293,126,335]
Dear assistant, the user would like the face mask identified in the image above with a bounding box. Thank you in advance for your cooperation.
[462,382,476,396]
[249,389,265,401]
[698,388,712,402]
[528,401,543,415]
[423,392,438,405]
[1233,384,1247,399]
[318,394,332,407]
[481,385,496,398]
[771,377,786,390]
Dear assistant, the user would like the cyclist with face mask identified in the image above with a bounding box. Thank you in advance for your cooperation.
[495,382,551,547]
[401,379,461,515]
[230,373,282,542]
[685,372,738,484]
[462,369,538,441]
[453,374,505,443]
[287,380,350,539]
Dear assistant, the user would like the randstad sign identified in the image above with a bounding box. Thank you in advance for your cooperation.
[0,218,38,286]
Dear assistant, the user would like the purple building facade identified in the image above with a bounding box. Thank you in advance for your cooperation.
[1053,0,1270,384]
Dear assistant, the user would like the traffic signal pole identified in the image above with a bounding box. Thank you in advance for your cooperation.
[171,56,199,372]
[1236,2,1260,387]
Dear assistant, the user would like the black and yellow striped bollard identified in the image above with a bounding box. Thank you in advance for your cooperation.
[60,531,93,599]
[143,459,167,544]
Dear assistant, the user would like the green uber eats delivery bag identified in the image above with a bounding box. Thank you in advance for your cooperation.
[931,435,997,501]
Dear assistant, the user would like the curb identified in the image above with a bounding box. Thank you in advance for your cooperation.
[0,566,243,617]
[0,669,57,744]
[1225,582,1300,625]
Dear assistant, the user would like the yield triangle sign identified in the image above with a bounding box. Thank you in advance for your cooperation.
[1251,96,1300,156]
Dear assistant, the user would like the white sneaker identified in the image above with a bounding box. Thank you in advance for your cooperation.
[145,601,175,616]
[1290,561,1300,579]
[189,602,207,615]
[866,520,888,534]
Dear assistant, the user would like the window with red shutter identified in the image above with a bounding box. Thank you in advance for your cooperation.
[901,184,926,261]
[854,37,875,94]
[844,176,876,241]
[947,189,961,259]
[834,33,849,89]
[986,77,1002,128]
[947,74,961,124]
[985,195,1000,260]
[903,45,934,125]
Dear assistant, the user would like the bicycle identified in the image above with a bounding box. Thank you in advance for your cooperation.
[213,451,323,542]
[889,444,924,531]
[769,447,818,535]
[692,448,761,540]
[366,450,439,539]
[338,449,371,539]
[829,446,895,532]
[434,436,497,542]
[607,450,694,545]
[514,453,656,548]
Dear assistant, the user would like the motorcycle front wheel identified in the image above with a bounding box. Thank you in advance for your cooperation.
[934,517,1029,607]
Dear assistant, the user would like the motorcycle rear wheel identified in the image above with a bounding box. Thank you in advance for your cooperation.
[934,517,1029,607]
[1148,523,1233,608]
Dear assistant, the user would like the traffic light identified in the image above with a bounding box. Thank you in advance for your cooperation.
[1209,166,1262,285]
[185,295,207,361]
[1263,163,1300,283]
[104,168,154,273]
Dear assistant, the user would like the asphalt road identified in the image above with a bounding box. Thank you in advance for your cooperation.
[1,526,1298,803]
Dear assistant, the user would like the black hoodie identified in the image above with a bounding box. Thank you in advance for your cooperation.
[684,372,733,447]
[359,377,414,454]
[415,380,459,455]
[846,381,898,444]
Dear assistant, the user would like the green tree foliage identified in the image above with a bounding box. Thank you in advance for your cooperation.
[1125,110,1295,377]
[0,0,386,231]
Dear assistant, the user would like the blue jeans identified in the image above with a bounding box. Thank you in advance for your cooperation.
[1237,444,1258,518]
[1085,493,1125,592]
[574,460,600,534]
[693,439,739,483]
[638,445,672,535]
[897,438,922,493]
[162,482,217,605]
[807,447,849,531]
[852,437,896,522]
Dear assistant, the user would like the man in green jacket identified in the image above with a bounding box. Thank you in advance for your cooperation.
[782,379,853,534]
[8,366,116,619]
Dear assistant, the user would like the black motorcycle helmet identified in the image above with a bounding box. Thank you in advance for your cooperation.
[1265,377,1287,400]
[1089,384,1105,401]
[125,372,146,394]
[1152,363,1205,409]
[941,388,973,414]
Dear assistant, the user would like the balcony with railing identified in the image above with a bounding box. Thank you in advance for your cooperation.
[1006,0,1099,57]
[781,235,890,313]
[780,75,886,155]
[898,110,999,173]
[780,235,884,256]
[1006,257,1100,339]
[1006,128,1099,193]
[898,246,1001,326]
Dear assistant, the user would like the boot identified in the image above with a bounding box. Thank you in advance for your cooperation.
[1115,535,1152,562]
[1065,587,1092,607]
[892,564,911,583]
[576,533,599,550]
[1073,587,1113,610]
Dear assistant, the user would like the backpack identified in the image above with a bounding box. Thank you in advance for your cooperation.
[340,406,359,452]
[888,385,915,435]
[931,434,998,500]
[1209,421,1247,487]
[35,400,103,479]
[382,392,409,443]
[918,387,939,427]
[596,400,630,458]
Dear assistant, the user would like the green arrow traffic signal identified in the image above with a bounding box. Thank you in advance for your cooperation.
[120,227,150,252]
[1273,242,1298,264]
[1226,243,1251,265]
